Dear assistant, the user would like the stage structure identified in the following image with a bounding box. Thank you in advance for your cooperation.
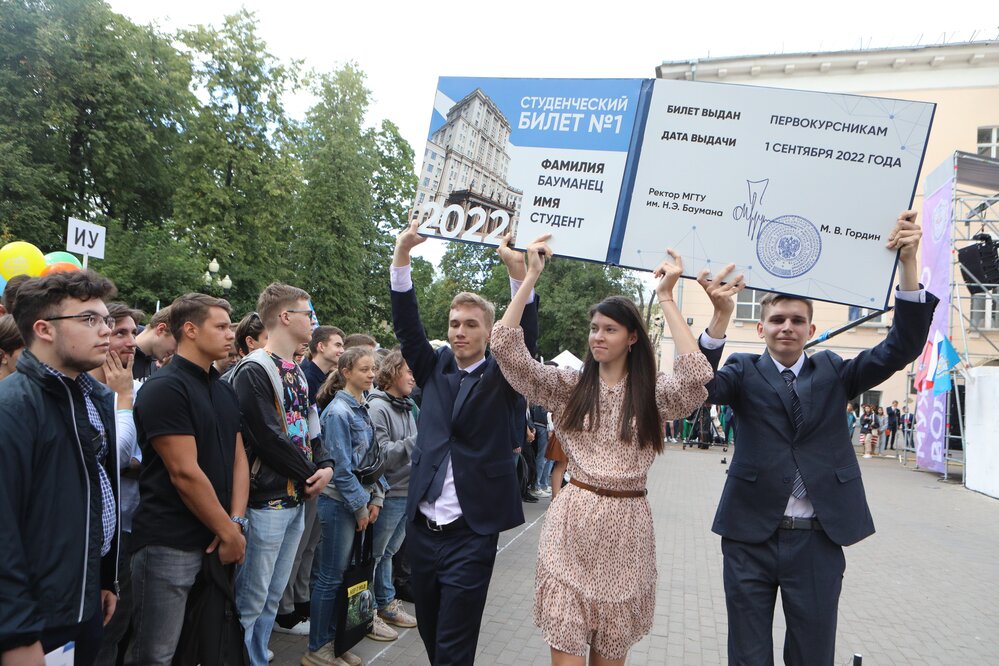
[910,152,999,493]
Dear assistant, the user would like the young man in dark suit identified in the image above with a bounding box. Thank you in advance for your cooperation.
[390,222,539,665]
[697,211,937,665]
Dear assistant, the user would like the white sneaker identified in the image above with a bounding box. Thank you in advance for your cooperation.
[338,651,363,666]
[535,487,551,497]
[274,619,311,636]
[267,648,274,662]
[366,613,398,641]
[863,454,873,459]
[302,644,348,666]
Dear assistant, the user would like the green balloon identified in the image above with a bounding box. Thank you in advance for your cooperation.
[44,251,83,268]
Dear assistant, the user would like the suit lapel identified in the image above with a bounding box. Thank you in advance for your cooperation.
[757,352,796,429]
[795,354,814,431]
[451,365,485,423]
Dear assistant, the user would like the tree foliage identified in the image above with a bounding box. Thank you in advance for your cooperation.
[0,1,638,350]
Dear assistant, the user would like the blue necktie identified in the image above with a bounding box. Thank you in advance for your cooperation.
[780,369,807,500]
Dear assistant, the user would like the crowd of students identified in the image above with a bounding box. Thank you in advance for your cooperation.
[0,274,421,666]
[1,211,935,666]
[847,400,915,458]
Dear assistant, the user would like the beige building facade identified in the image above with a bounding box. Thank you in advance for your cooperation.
[653,40,999,414]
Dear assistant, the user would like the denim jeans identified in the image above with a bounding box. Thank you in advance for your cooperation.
[128,545,204,665]
[371,496,408,608]
[236,505,305,666]
[308,495,358,652]
[532,427,550,489]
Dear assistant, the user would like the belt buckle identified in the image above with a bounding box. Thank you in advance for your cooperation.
[426,517,444,532]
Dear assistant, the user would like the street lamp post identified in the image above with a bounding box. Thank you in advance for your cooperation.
[204,258,232,298]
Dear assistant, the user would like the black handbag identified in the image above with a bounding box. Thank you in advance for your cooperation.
[334,525,376,656]
[172,552,249,666]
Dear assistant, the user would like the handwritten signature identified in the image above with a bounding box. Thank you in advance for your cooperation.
[732,179,770,241]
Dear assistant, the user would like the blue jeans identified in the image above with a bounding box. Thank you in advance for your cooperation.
[308,495,358,652]
[371,496,408,608]
[533,428,551,489]
[128,545,204,665]
[236,505,305,666]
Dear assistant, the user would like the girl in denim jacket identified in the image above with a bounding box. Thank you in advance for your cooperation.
[305,348,387,666]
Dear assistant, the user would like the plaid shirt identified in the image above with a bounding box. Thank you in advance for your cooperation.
[43,364,116,556]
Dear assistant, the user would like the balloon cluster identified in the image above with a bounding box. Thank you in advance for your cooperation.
[0,241,84,294]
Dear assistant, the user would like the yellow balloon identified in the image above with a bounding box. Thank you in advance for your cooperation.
[0,241,47,279]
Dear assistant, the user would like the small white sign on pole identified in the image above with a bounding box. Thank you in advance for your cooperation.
[66,217,106,268]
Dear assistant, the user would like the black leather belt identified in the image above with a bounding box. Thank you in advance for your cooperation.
[419,515,468,533]
[779,516,823,531]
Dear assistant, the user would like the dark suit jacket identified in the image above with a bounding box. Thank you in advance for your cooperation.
[391,287,538,535]
[886,405,900,428]
[701,293,937,547]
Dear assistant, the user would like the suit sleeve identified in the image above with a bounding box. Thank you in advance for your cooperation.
[698,338,743,406]
[232,364,316,483]
[838,293,939,399]
[391,287,438,388]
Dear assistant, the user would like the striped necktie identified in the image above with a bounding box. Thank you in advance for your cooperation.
[780,369,807,500]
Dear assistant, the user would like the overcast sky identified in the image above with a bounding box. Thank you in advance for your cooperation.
[105,0,993,266]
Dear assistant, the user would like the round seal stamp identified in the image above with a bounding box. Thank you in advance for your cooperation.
[756,215,822,278]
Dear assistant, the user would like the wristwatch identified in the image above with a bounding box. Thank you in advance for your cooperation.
[231,515,249,533]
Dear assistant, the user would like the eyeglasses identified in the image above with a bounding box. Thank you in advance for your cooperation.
[44,313,116,329]
[284,309,312,317]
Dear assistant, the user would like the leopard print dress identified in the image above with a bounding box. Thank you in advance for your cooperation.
[490,323,713,659]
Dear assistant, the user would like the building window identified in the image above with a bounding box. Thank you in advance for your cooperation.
[848,306,889,326]
[426,164,434,173]
[735,289,764,321]
[422,177,429,187]
[970,293,999,329]
[429,150,437,160]
[978,127,999,158]
[417,193,425,203]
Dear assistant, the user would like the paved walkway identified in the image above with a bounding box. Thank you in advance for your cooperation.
[271,445,999,665]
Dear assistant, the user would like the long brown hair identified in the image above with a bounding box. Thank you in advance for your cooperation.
[317,346,375,411]
[559,296,663,452]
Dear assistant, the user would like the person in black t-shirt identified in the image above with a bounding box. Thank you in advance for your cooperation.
[128,293,248,666]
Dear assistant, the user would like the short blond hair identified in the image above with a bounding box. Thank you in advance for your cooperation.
[450,292,495,328]
[257,282,311,330]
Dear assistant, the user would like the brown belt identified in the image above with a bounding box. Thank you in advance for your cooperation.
[569,477,647,498]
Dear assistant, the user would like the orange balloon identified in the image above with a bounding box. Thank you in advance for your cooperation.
[40,262,82,276]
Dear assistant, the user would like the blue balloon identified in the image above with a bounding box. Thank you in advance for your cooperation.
[0,274,6,296]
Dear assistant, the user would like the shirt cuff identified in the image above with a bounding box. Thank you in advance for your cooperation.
[894,286,926,303]
[390,264,413,292]
[699,330,726,350]
[509,277,536,302]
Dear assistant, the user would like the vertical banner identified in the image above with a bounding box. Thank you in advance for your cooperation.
[915,178,953,473]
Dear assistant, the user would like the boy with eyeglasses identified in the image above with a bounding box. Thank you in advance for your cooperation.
[0,270,121,666]
[228,283,334,665]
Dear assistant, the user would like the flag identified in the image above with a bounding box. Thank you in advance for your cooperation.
[932,335,963,395]
[913,340,935,393]
[307,300,320,330]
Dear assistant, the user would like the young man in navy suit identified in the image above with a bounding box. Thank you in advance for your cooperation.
[390,222,541,665]
[697,211,937,665]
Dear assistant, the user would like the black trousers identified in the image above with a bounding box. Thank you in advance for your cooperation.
[406,517,498,665]
[722,528,845,666]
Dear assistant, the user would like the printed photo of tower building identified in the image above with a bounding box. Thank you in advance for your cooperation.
[414,88,523,238]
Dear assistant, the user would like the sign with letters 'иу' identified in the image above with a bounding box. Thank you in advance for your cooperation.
[412,77,935,309]
[66,217,106,260]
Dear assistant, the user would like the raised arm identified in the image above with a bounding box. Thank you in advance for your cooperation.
[391,220,436,386]
[497,233,542,358]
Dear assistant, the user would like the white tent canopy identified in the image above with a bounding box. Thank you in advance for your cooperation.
[550,350,583,371]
